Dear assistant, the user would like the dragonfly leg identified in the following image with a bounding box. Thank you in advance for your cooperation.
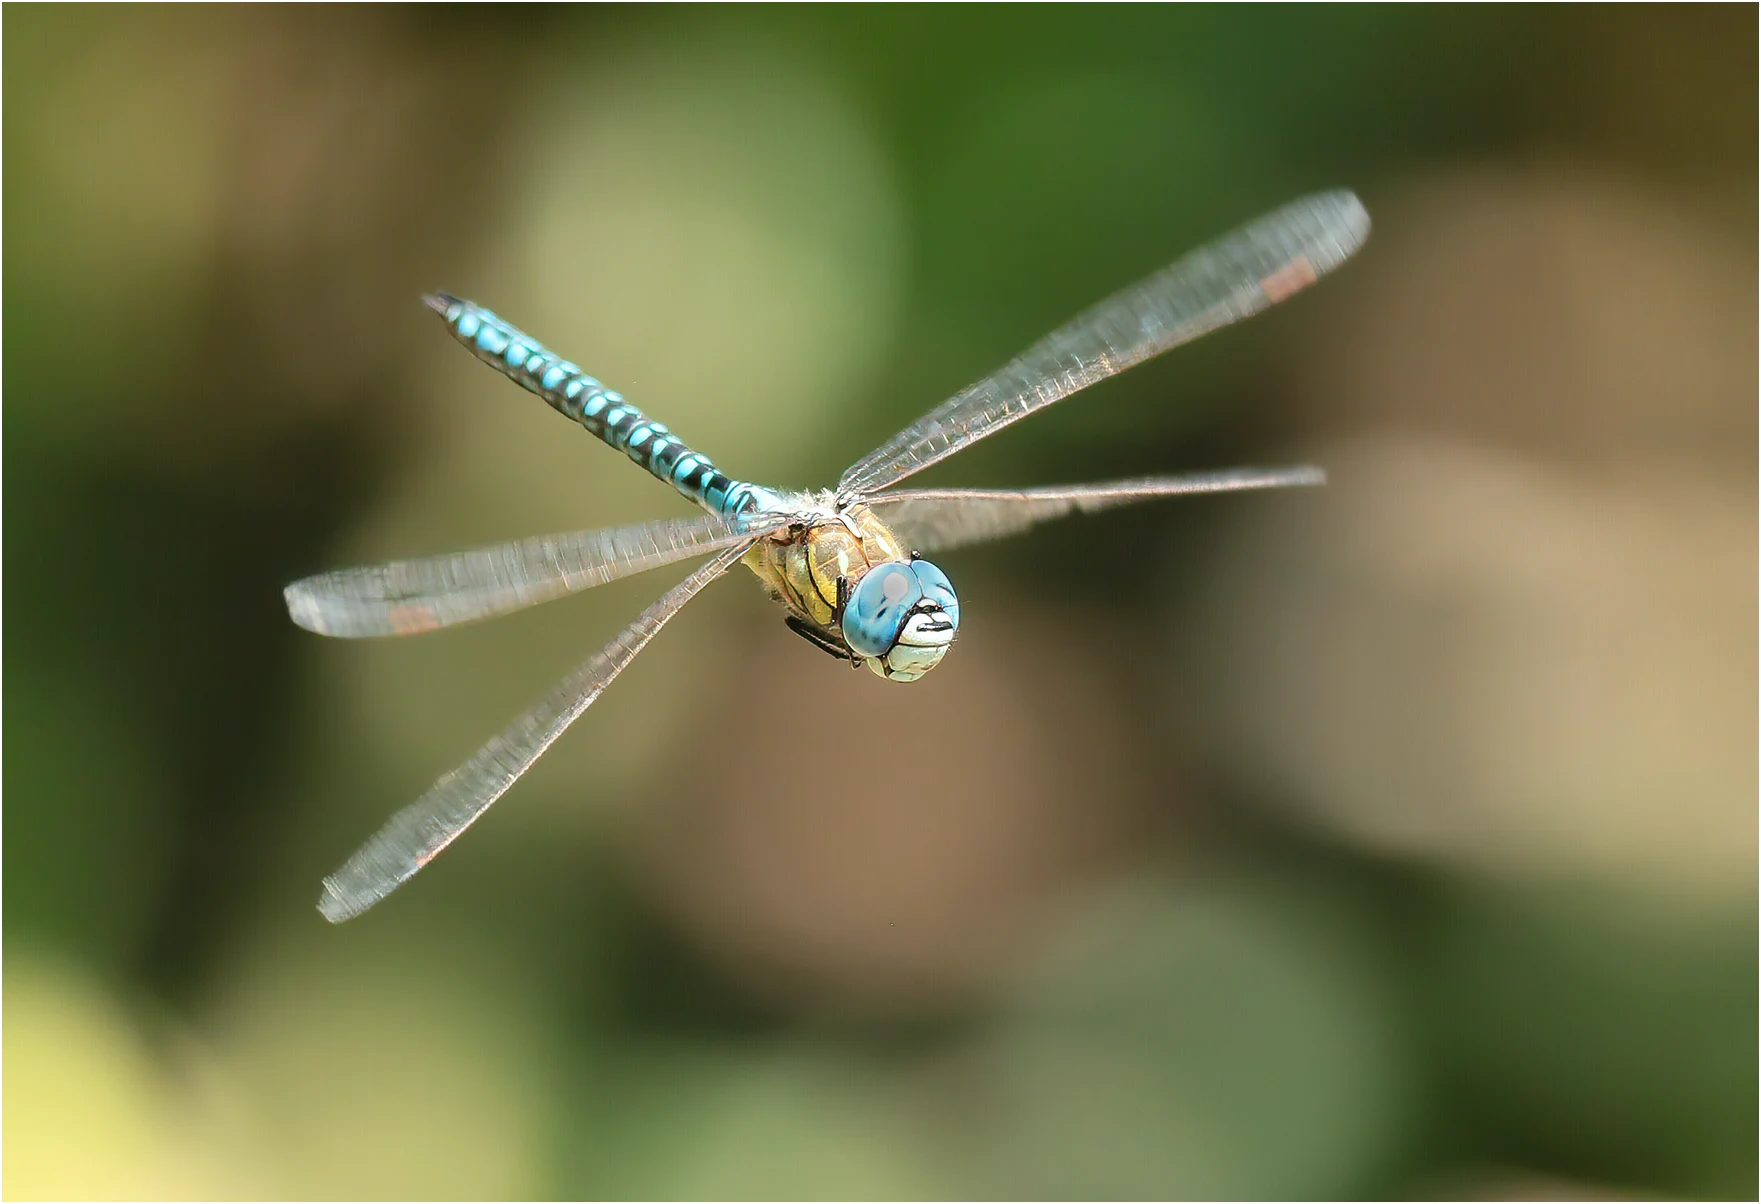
[784,614,857,664]
[838,578,866,672]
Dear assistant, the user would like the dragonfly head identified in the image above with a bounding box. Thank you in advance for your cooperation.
[840,556,959,682]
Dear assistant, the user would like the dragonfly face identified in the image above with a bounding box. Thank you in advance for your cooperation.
[841,556,960,682]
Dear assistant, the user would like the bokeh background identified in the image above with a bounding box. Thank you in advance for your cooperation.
[5,5,1755,1199]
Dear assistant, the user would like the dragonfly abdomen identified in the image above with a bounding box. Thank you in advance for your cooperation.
[427,295,766,518]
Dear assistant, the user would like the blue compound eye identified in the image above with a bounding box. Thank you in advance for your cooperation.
[907,558,959,631]
[840,559,962,680]
[841,563,923,658]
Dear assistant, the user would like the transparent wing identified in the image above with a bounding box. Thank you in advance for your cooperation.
[836,191,1369,499]
[285,513,774,638]
[868,467,1325,553]
[317,540,753,922]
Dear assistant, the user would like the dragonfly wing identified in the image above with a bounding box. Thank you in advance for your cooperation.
[316,539,753,922]
[868,467,1325,553]
[285,512,775,638]
[836,191,1369,499]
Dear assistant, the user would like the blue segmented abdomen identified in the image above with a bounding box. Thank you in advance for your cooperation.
[427,294,771,519]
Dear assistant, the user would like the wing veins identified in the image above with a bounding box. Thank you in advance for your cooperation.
[285,513,770,638]
[316,540,753,922]
[868,467,1324,552]
[837,191,1369,498]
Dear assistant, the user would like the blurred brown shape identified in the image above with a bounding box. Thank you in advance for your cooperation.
[215,11,508,407]
[639,602,1151,1017]
[1185,169,1756,902]
[11,7,513,485]
[1297,168,1756,472]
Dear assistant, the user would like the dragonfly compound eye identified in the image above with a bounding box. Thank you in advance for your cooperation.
[842,560,960,682]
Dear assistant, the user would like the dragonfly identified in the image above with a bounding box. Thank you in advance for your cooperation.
[288,189,1370,922]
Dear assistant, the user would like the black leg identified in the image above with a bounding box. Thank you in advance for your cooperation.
[834,574,850,623]
[784,615,857,663]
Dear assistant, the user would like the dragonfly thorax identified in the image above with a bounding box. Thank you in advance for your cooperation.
[742,500,960,681]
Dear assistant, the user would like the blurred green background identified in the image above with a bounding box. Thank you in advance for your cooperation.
[5,5,1755,1199]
